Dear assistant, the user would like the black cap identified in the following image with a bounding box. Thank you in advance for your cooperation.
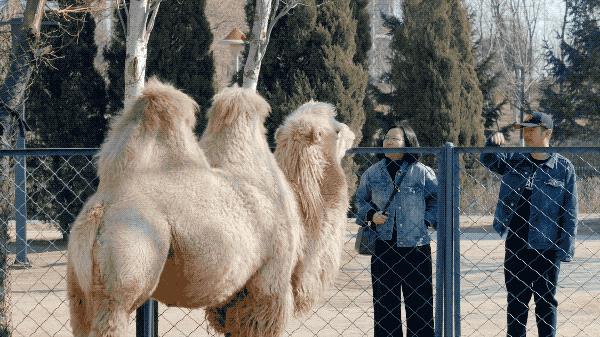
[514,111,553,130]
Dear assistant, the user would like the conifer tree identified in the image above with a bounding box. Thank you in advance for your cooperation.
[251,0,369,146]
[27,12,107,148]
[106,0,215,133]
[388,0,483,146]
[147,0,215,133]
[351,0,371,67]
[540,0,600,142]
[474,45,509,138]
[26,8,107,237]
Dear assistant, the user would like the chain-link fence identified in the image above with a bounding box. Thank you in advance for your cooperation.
[457,147,600,337]
[0,147,599,337]
[0,149,98,337]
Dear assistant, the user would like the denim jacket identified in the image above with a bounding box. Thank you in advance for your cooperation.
[480,146,578,262]
[355,159,438,247]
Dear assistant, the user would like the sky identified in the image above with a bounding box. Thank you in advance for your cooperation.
[539,0,568,41]
[466,0,567,44]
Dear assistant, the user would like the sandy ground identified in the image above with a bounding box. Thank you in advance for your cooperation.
[5,218,600,337]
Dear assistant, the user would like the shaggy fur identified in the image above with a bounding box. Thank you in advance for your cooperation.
[67,79,301,337]
[199,85,302,337]
[274,101,355,315]
[96,78,208,190]
[67,79,354,337]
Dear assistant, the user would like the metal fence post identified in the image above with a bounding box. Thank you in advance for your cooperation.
[443,143,455,337]
[436,143,460,337]
[452,147,461,337]
[14,106,29,268]
[136,300,158,337]
[436,146,447,337]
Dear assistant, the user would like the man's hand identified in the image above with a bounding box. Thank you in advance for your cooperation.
[372,211,388,225]
[489,132,506,146]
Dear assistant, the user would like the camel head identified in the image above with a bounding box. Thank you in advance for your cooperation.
[275,101,354,231]
[274,101,354,314]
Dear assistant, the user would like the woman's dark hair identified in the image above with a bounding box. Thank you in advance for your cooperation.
[395,123,420,164]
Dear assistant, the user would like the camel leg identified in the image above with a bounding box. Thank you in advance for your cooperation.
[88,217,170,337]
[224,259,294,337]
[88,289,130,337]
[205,288,248,334]
[68,262,91,337]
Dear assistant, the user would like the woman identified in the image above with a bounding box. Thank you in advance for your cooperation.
[355,125,438,337]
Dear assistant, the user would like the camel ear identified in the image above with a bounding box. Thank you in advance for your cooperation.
[291,122,321,144]
[274,127,281,142]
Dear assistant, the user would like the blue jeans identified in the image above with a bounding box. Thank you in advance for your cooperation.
[371,241,434,337]
[504,248,561,337]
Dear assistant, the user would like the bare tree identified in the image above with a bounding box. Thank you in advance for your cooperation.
[468,0,560,129]
[90,0,114,81]
[0,1,46,333]
[490,0,545,109]
[243,0,305,90]
[0,0,46,125]
[109,0,162,104]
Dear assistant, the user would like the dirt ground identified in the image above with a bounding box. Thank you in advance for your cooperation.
[6,218,600,337]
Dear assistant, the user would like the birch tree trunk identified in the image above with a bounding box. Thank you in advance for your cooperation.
[91,0,114,81]
[242,0,303,90]
[124,0,151,105]
[242,0,272,90]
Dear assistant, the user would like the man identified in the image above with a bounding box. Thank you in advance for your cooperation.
[481,112,578,337]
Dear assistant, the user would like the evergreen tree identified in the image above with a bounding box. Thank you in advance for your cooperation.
[245,0,369,196]
[350,0,382,148]
[387,0,483,146]
[540,0,600,142]
[106,0,215,134]
[474,42,510,139]
[147,0,215,133]
[351,0,371,67]
[364,14,404,147]
[27,13,107,148]
[26,7,108,237]
[251,0,369,146]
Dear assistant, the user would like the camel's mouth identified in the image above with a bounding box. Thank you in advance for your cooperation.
[335,123,355,161]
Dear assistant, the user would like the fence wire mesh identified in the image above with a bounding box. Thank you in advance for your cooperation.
[458,149,600,337]
[1,153,98,337]
[0,148,598,337]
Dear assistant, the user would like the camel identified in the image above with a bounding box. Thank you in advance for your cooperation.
[205,101,356,328]
[274,102,355,314]
[66,79,353,337]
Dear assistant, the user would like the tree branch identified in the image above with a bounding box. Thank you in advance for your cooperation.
[145,0,162,42]
[23,0,47,36]
[266,0,301,50]
[115,0,127,33]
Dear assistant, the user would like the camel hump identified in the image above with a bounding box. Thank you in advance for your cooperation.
[206,86,271,133]
[135,77,199,132]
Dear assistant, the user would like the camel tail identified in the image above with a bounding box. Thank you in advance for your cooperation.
[68,200,105,295]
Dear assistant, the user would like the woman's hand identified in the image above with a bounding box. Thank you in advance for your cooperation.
[490,132,505,146]
[372,211,388,225]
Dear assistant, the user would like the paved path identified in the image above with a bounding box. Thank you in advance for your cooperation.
[6,220,600,337]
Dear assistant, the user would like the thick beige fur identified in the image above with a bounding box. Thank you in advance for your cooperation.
[274,101,355,315]
[199,85,302,337]
[67,79,301,337]
[67,80,354,337]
